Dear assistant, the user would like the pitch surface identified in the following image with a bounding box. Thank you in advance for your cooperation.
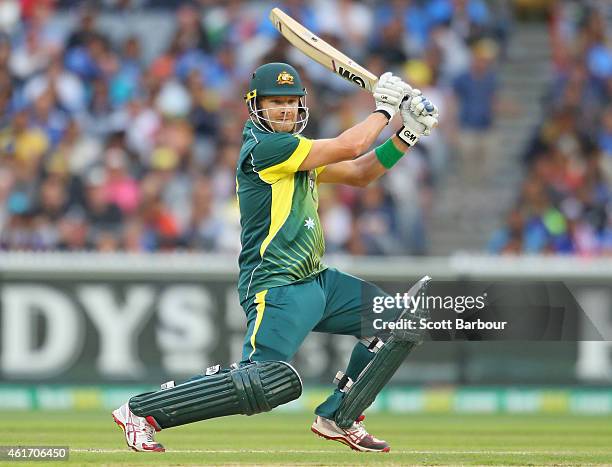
[0,411,610,465]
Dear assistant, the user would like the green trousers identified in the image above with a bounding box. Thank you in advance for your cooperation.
[241,267,388,419]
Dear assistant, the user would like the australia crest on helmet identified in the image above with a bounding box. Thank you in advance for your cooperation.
[277,70,295,85]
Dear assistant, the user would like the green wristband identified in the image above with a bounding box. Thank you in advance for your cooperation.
[374,138,405,169]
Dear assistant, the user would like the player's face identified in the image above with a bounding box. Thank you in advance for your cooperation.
[259,96,299,132]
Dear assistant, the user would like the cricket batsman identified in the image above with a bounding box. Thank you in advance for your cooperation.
[112,62,438,453]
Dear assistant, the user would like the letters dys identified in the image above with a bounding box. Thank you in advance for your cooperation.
[0,284,216,379]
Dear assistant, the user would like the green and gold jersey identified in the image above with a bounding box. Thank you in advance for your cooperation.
[236,121,327,304]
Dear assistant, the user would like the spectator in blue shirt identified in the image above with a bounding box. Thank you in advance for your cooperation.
[452,38,499,182]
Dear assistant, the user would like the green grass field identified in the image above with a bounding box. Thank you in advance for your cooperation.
[0,410,610,465]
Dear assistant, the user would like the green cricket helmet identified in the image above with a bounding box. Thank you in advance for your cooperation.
[245,62,309,134]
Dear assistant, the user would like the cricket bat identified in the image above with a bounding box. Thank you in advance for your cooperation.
[269,8,437,128]
[269,7,377,92]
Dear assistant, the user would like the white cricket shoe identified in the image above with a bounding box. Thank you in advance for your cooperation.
[112,402,165,452]
[311,415,390,452]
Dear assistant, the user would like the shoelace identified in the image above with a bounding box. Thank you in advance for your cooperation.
[346,420,368,440]
[143,423,156,444]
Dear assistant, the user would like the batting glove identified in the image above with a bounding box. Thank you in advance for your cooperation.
[373,72,412,122]
[396,90,439,146]
[408,89,439,118]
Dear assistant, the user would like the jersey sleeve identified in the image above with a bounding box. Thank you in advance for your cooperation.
[251,133,313,183]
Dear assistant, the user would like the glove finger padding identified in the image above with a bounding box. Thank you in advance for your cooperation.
[399,81,412,97]
[387,75,403,87]
[377,71,392,87]
[374,72,411,120]
[416,114,438,136]
[410,96,436,117]
[374,86,403,99]
[411,98,426,116]
[378,81,408,101]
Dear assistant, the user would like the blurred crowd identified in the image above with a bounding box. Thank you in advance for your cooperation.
[490,0,612,255]
[0,0,510,255]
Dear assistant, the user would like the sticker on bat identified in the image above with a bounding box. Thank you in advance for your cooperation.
[337,66,366,88]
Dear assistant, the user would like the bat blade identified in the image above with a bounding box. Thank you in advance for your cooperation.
[269,7,378,92]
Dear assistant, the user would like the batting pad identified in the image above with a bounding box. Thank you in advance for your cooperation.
[334,276,431,428]
[129,361,302,429]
